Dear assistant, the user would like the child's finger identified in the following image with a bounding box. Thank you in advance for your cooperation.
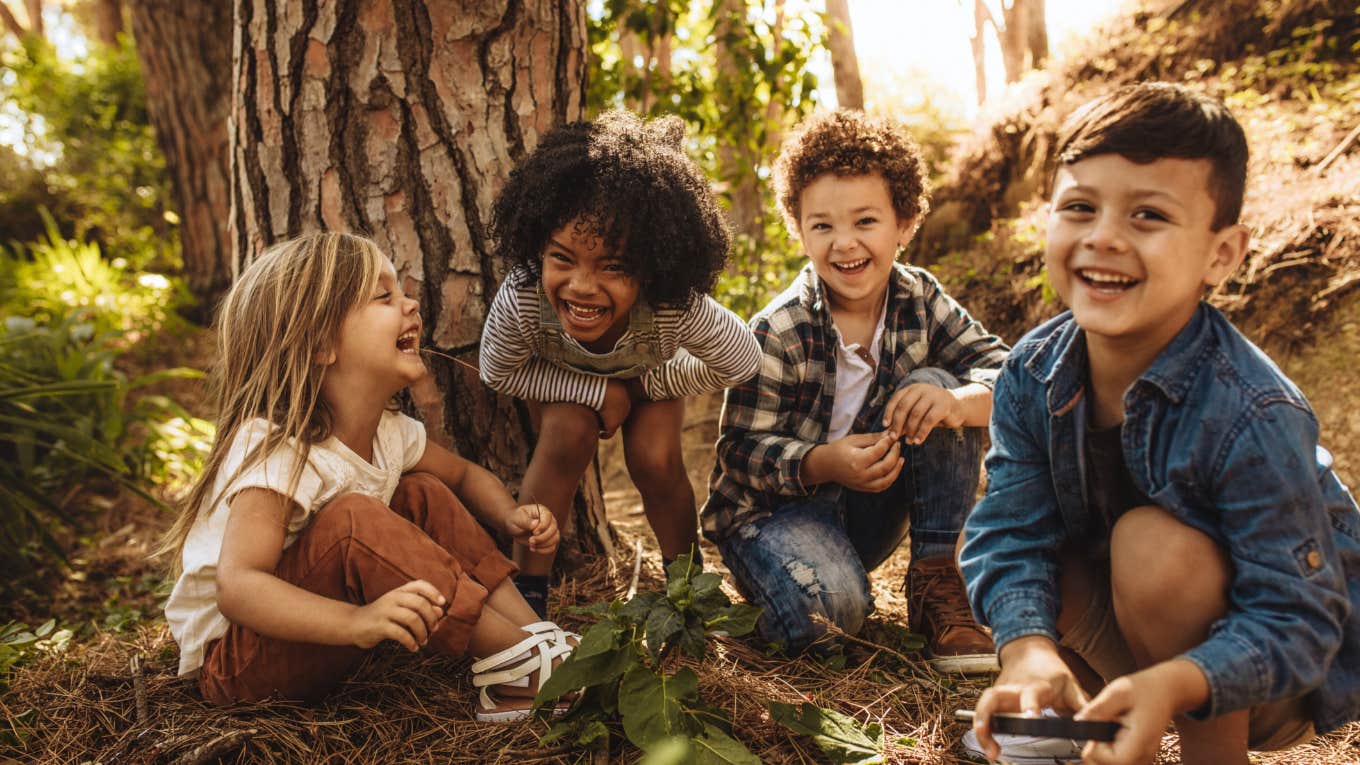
[905,400,936,442]
[384,621,420,652]
[402,579,447,607]
[398,591,443,631]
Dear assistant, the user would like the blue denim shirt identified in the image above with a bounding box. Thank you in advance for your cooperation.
[961,304,1360,734]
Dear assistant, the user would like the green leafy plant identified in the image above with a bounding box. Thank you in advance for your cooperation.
[769,701,887,765]
[532,554,763,763]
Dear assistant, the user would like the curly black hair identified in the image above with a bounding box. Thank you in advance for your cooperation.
[773,110,930,232]
[489,110,730,308]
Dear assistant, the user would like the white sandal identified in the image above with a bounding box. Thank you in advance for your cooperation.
[470,621,576,722]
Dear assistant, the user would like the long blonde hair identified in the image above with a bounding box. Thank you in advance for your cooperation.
[157,232,387,571]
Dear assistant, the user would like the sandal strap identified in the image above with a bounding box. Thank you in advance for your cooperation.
[471,629,572,690]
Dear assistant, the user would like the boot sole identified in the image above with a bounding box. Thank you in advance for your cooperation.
[927,652,999,675]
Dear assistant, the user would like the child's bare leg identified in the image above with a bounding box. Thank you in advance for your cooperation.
[1109,505,1248,765]
[1054,550,1110,699]
[621,397,698,561]
[484,576,543,625]
[517,402,600,576]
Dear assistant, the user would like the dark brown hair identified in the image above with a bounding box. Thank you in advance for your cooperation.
[773,110,930,231]
[1055,82,1248,230]
[490,110,729,308]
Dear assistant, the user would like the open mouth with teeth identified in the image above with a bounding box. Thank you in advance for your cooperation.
[831,258,871,275]
[563,300,608,323]
[1077,269,1140,293]
[396,329,420,354]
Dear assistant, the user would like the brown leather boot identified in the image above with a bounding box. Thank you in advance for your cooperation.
[907,556,998,675]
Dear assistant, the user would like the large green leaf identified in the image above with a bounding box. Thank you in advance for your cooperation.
[644,600,684,659]
[705,604,761,638]
[619,665,697,748]
[638,735,693,765]
[533,625,636,710]
[691,729,761,765]
[768,701,885,765]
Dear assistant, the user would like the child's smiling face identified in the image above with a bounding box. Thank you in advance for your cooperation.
[328,259,425,394]
[540,217,640,351]
[1046,154,1247,351]
[797,173,915,311]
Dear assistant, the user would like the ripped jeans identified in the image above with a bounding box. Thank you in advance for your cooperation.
[717,374,984,652]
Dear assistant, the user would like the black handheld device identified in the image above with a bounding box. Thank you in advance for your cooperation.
[955,709,1121,742]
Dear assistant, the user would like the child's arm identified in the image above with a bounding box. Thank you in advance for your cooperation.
[637,296,761,401]
[959,354,1071,745]
[479,274,610,411]
[216,488,446,651]
[918,270,1010,387]
[408,441,558,555]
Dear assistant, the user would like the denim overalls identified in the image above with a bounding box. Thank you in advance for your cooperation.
[536,287,664,378]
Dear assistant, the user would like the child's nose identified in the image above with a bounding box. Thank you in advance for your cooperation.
[1083,214,1127,253]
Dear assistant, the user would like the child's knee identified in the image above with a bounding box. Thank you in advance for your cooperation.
[624,438,686,489]
[536,404,600,459]
[760,561,874,648]
[1110,505,1230,616]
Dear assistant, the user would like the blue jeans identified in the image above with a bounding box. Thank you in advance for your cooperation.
[718,370,984,652]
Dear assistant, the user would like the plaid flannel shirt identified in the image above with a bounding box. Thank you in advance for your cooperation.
[701,262,1010,541]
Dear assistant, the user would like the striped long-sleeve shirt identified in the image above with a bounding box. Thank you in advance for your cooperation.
[701,262,1010,540]
[479,268,761,409]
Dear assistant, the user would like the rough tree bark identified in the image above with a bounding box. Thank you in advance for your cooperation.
[227,0,614,565]
[824,0,863,111]
[129,0,233,315]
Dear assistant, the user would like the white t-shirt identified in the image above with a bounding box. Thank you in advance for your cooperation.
[164,410,427,677]
[827,303,888,441]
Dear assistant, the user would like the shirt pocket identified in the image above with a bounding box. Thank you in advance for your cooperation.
[1291,538,1329,579]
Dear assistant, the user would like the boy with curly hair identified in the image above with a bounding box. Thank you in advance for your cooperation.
[702,110,1009,671]
[962,83,1360,765]
[480,110,760,617]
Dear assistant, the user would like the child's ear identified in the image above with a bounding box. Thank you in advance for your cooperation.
[1205,223,1250,287]
[896,215,921,248]
[314,347,337,366]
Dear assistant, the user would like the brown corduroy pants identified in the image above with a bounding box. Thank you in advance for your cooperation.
[198,472,518,705]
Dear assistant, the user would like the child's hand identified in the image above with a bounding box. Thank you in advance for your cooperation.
[1077,668,1181,765]
[350,580,445,652]
[506,503,559,555]
[972,636,1089,761]
[883,383,965,445]
[817,431,903,492]
[598,379,633,438]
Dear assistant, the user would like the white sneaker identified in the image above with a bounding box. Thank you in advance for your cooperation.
[959,709,1083,764]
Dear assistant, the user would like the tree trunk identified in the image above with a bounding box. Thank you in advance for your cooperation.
[824,0,863,111]
[714,0,761,242]
[227,0,614,566]
[1025,0,1047,69]
[999,0,1026,83]
[93,0,122,45]
[128,0,233,315]
[22,0,40,38]
[969,0,987,105]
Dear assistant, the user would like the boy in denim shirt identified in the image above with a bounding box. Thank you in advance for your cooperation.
[961,82,1360,765]
[703,111,1009,672]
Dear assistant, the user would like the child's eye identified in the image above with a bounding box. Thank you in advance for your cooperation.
[547,250,572,264]
[374,290,392,301]
[1132,208,1169,222]
[1059,201,1094,215]
[856,217,878,226]
[810,222,831,232]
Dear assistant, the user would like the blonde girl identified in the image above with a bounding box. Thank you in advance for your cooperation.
[161,233,573,721]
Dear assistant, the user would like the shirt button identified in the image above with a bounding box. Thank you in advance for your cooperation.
[1306,550,1323,569]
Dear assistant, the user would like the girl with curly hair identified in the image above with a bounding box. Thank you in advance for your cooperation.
[480,110,760,616]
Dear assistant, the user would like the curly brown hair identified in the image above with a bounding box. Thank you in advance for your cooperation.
[489,110,730,308]
[773,110,930,232]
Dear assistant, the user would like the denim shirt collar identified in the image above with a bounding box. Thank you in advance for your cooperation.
[1026,302,1214,413]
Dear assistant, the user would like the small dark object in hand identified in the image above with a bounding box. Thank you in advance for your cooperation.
[955,709,1121,742]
